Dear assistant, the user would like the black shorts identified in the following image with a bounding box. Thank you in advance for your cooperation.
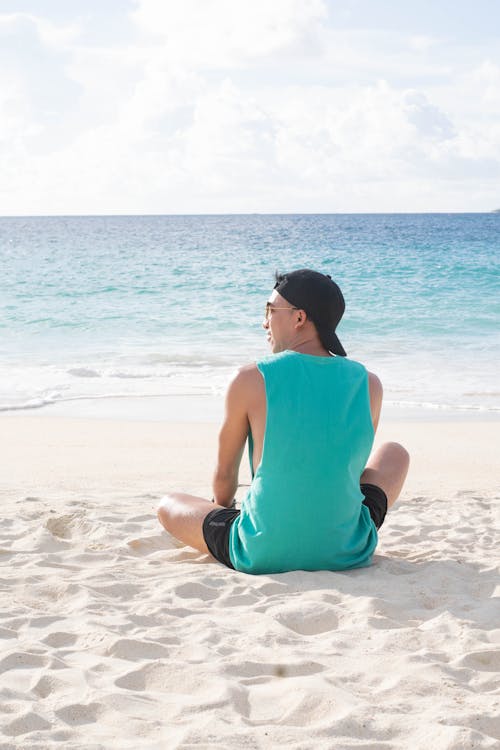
[360,482,388,530]
[202,483,388,569]
[203,507,240,570]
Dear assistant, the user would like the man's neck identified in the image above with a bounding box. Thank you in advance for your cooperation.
[288,338,332,357]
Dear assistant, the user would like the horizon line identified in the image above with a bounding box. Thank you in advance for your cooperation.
[1,210,499,219]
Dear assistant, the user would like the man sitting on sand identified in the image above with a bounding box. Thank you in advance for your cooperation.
[158,269,409,574]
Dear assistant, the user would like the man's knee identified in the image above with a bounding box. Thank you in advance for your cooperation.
[370,442,410,509]
[380,441,410,467]
[157,494,180,531]
[390,442,410,470]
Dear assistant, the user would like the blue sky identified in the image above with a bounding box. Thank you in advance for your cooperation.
[1,0,499,214]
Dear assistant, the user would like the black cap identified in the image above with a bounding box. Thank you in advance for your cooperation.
[274,269,347,356]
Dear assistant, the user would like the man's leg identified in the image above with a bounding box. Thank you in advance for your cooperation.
[157,493,217,554]
[360,442,410,509]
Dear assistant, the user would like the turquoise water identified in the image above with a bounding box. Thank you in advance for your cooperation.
[1,213,499,413]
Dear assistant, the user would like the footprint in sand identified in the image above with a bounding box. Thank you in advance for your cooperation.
[26,615,62,629]
[224,659,324,683]
[456,649,500,672]
[45,513,86,540]
[231,682,344,726]
[115,662,209,694]
[3,712,51,736]
[0,651,48,672]
[173,581,219,601]
[128,510,158,520]
[31,674,66,698]
[266,601,339,635]
[0,626,17,639]
[41,632,79,648]
[126,534,168,554]
[89,582,142,599]
[55,702,104,726]
[106,638,170,660]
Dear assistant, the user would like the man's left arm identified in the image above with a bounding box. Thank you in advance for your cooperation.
[212,369,250,506]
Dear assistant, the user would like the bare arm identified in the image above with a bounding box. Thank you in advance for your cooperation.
[368,371,383,434]
[212,369,250,506]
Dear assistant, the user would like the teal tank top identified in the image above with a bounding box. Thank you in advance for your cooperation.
[229,350,377,574]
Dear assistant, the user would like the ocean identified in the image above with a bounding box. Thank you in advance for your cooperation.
[1,213,499,416]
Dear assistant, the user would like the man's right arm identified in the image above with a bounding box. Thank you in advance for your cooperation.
[212,368,251,506]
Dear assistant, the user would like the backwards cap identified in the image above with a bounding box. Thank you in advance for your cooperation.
[274,269,347,356]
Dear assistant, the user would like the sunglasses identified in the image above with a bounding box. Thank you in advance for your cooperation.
[265,302,298,320]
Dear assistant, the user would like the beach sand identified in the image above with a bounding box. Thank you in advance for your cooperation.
[0,409,499,749]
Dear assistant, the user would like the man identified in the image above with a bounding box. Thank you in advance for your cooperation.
[158,269,409,574]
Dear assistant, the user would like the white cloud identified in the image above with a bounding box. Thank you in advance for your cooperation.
[409,34,439,53]
[180,80,274,180]
[403,90,455,140]
[0,4,499,214]
[130,0,327,66]
[464,61,500,111]
[0,12,80,47]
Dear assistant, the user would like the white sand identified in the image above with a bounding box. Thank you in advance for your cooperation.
[0,413,499,749]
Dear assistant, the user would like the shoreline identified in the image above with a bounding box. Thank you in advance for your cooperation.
[2,392,500,423]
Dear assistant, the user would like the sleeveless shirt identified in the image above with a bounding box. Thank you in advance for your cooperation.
[228,350,378,574]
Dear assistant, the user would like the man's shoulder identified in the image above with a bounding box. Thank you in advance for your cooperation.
[236,362,260,376]
[367,370,382,390]
[225,363,264,410]
[230,362,263,389]
[344,358,382,385]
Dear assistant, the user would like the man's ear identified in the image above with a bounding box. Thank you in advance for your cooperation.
[295,309,307,328]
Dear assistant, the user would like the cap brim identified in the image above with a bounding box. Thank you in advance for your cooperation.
[330,333,346,357]
[319,328,346,357]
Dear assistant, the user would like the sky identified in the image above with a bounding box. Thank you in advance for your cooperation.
[1,0,499,215]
